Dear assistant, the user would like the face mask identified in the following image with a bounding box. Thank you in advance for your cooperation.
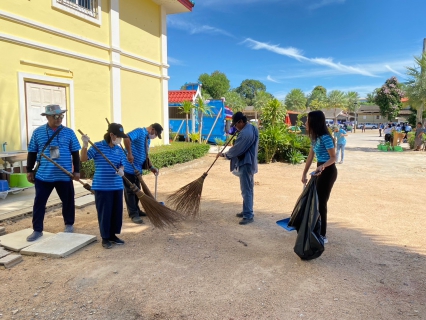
[149,134,157,140]
[112,137,122,145]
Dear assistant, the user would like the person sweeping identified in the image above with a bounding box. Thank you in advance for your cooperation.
[80,123,127,249]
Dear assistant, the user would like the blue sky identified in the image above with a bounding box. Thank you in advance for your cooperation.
[167,0,426,99]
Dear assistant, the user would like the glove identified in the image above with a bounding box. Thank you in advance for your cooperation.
[116,166,124,177]
[81,134,90,148]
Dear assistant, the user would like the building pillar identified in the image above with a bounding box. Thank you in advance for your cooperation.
[160,6,170,143]
[110,0,121,123]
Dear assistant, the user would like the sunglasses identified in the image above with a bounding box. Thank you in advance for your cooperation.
[49,114,65,120]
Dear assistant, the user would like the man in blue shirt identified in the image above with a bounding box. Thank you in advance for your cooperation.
[217,112,259,225]
[123,123,163,224]
[26,105,81,241]
[333,126,347,164]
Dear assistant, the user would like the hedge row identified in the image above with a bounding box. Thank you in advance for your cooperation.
[81,142,210,179]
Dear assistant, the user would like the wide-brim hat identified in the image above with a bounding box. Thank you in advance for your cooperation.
[41,104,67,116]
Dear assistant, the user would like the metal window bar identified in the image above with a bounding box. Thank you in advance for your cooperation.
[57,0,98,18]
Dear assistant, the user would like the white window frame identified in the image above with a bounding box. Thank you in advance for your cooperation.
[52,0,102,26]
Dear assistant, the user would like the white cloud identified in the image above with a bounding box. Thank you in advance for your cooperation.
[266,75,281,83]
[168,57,185,66]
[385,65,405,77]
[168,16,234,37]
[308,0,346,10]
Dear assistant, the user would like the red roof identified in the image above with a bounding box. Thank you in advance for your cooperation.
[169,90,197,103]
[178,0,194,11]
[401,97,409,103]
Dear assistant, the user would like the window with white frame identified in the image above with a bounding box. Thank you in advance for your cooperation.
[376,115,381,119]
[53,0,101,25]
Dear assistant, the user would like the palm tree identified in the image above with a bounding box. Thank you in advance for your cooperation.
[285,89,307,111]
[345,91,360,125]
[405,53,426,123]
[223,91,246,113]
[195,96,213,143]
[327,90,347,124]
[179,100,194,142]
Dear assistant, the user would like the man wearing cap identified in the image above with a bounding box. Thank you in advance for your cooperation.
[26,105,81,241]
[216,112,259,225]
[123,123,163,224]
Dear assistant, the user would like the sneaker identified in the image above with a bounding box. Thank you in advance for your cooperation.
[64,225,74,233]
[102,239,112,249]
[322,236,329,244]
[26,231,43,242]
[138,210,147,217]
[109,236,125,245]
[239,218,254,225]
[339,161,343,164]
[131,216,144,224]
[236,213,243,218]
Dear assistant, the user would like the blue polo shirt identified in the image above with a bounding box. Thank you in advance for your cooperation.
[28,124,81,182]
[123,127,150,174]
[313,134,334,163]
[86,140,125,191]
[333,129,347,145]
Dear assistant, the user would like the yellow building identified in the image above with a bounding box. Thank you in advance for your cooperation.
[0,0,194,156]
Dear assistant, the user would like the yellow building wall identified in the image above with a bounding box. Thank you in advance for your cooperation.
[2,0,111,45]
[119,0,161,62]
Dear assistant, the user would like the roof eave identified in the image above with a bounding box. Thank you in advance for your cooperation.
[151,0,194,14]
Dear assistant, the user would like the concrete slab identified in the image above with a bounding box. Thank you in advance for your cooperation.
[75,194,95,209]
[0,228,55,252]
[0,253,23,268]
[0,226,5,236]
[21,232,97,258]
[0,247,11,258]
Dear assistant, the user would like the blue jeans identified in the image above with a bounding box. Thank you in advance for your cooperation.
[336,144,345,162]
[238,164,254,219]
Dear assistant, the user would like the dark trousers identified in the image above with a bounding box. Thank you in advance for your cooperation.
[379,129,382,137]
[316,163,337,237]
[94,190,123,239]
[33,178,75,232]
[123,172,143,218]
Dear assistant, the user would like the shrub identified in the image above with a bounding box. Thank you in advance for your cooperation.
[407,132,415,149]
[81,159,95,179]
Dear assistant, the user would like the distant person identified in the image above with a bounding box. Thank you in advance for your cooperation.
[302,111,337,244]
[384,124,393,143]
[404,123,412,142]
[414,122,424,151]
[361,124,366,133]
[333,127,348,164]
[379,123,384,137]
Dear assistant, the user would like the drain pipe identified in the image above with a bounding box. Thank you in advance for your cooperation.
[2,142,6,152]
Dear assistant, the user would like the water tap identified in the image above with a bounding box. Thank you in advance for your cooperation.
[2,142,6,152]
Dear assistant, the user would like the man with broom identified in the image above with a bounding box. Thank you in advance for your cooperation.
[216,112,259,225]
[123,123,163,224]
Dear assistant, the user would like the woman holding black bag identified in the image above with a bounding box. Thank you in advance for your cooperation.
[302,111,337,244]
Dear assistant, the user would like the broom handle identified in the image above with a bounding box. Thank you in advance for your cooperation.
[78,129,133,187]
[40,153,94,194]
[205,131,237,174]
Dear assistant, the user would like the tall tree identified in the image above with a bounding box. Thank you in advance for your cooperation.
[285,89,307,111]
[327,90,347,123]
[260,99,286,128]
[235,79,266,106]
[345,91,360,113]
[195,96,213,143]
[198,71,230,99]
[179,100,194,142]
[374,76,405,120]
[366,92,376,104]
[253,90,273,111]
[223,90,246,113]
[306,86,327,111]
[405,53,426,123]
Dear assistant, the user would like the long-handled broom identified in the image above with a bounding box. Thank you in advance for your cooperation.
[105,118,154,198]
[78,129,181,228]
[167,132,237,218]
[41,153,94,194]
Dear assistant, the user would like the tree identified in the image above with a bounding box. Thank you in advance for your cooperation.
[366,92,376,104]
[327,90,347,123]
[345,91,360,113]
[195,96,213,143]
[285,89,307,111]
[374,76,405,120]
[223,90,246,113]
[198,71,230,99]
[405,53,426,123]
[253,90,273,112]
[306,86,327,111]
[260,98,286,128]
[179,100,194,142]
[235,79,266,106]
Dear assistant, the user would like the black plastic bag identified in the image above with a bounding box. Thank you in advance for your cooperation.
[288,176,324,260]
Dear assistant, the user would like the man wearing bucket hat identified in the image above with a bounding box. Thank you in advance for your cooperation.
[26,105,81,241]
[123,123,163,224]
[216,112,259,225]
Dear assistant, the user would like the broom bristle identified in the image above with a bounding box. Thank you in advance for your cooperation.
[134,170,154,198]
[167,173,207,218]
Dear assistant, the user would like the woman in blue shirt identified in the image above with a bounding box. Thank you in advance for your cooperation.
[333,127,348,164]
[80,123,127,249]
[302,111,337,244]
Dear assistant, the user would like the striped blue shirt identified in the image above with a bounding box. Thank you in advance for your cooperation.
[333,129,347,145]
[123,127,150,174]
[28,124,81,182]
[86,140,125,191]
[313,134,334,163]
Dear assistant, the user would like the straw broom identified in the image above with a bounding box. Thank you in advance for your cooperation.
[78,129,181,228]
[105,118,154,198]
[41,153,94,194]
[167,132,237,218]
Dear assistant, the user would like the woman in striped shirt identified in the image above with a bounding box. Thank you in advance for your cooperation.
[80,123,127,249]
[302,111,337,244]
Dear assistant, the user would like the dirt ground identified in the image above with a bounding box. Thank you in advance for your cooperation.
[0,130,425,320]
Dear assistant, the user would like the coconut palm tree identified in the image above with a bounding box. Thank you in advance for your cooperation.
[179,100,194,142]
[327,90,347,124]
[285,88,307,111]
[405,53,426,123]
[195,96,213,143]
